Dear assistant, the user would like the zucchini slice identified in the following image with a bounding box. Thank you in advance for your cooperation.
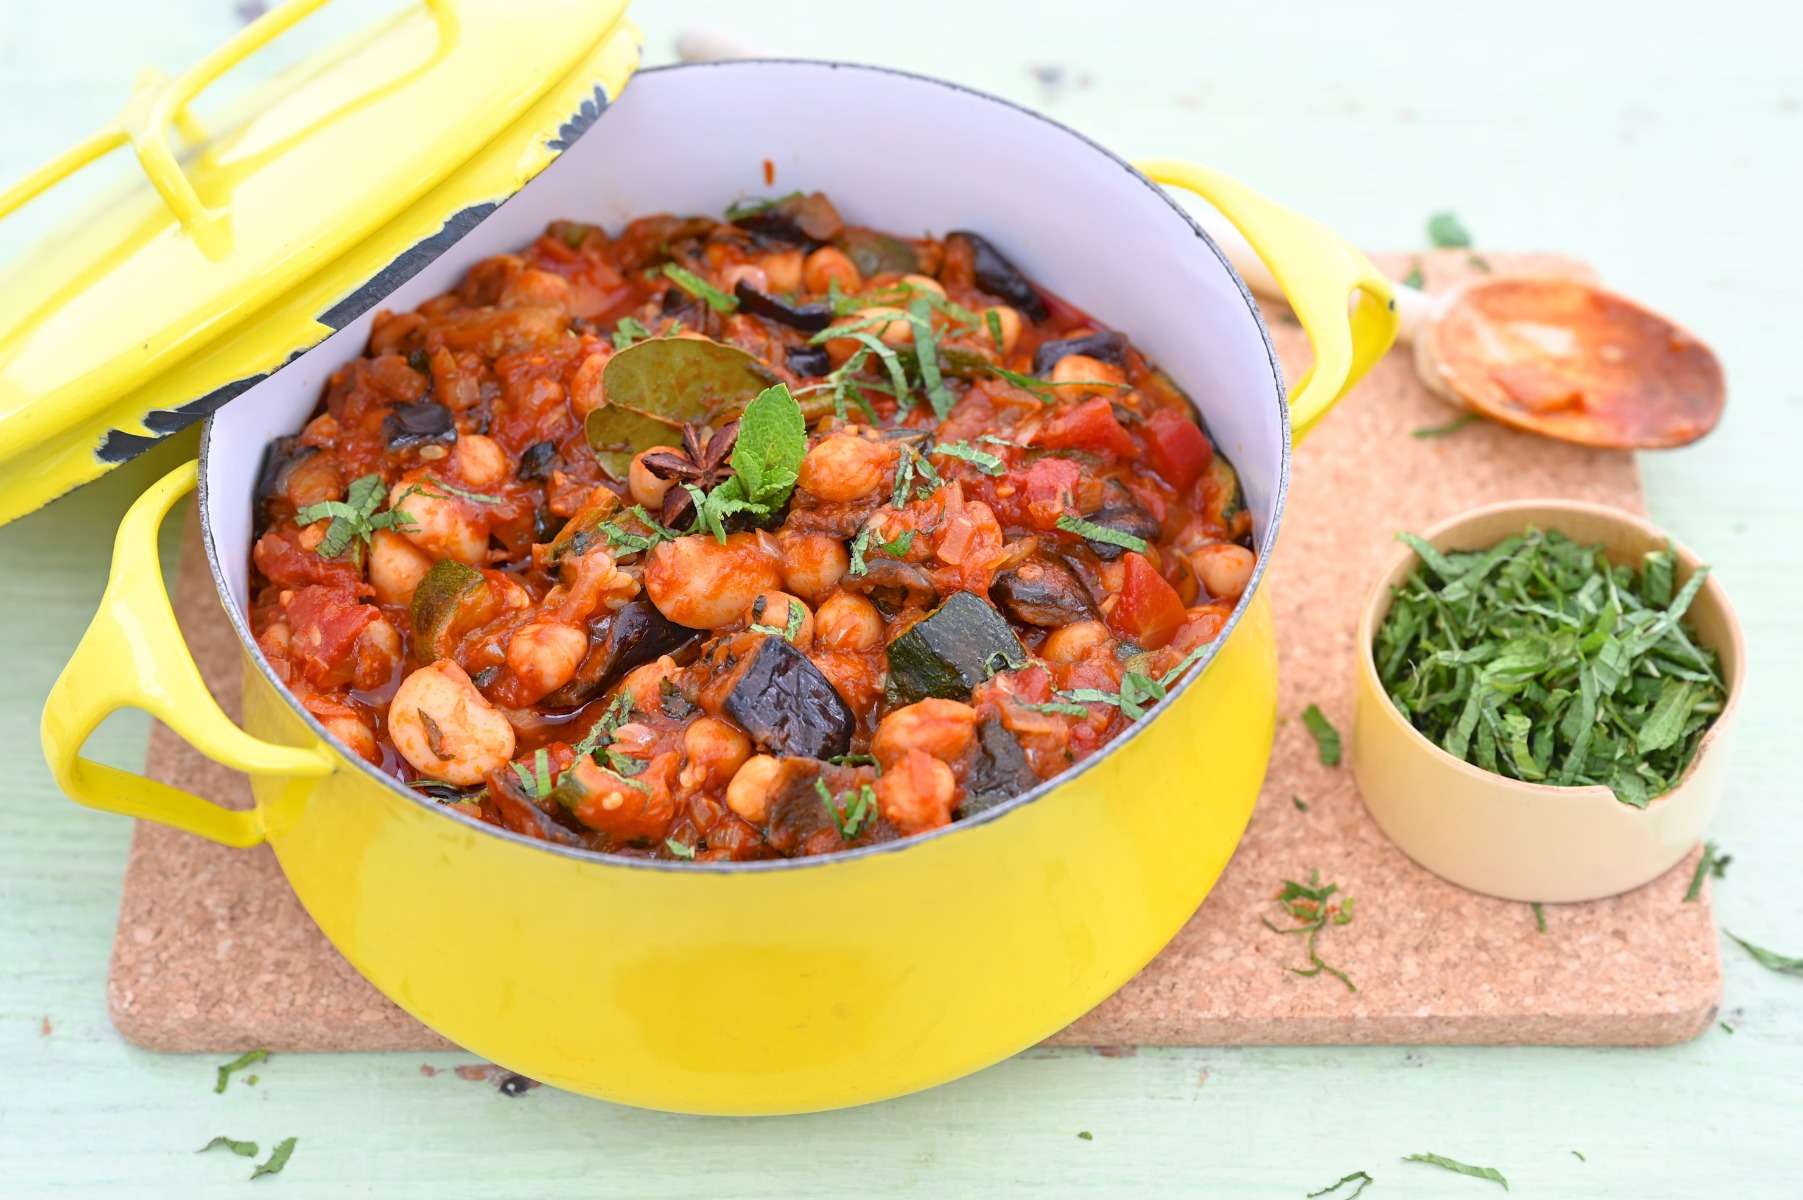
[884,591,1027,706]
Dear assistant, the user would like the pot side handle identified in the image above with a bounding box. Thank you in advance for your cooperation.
[1135,159,1398,442]
[40,460,333,847]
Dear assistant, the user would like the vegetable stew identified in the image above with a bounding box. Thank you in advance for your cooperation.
[247,192,1256,861]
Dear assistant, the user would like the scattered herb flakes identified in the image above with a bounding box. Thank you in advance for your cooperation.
[251,1137,298,1180]
[1410,411,1480,438]
[1683,840,1731,902]
[1263,871,1357,992]
[1077,1130,1094,1141]
[294,474,413,559]
[1402,1152,1508,1190]
[413,478,504,506]
[610,315,653,350]
[664,838,697,859]
[1531,901,1546,933]
[1061,669,1168,722]
[197,1136,258,1158]
[1719,1021,1735,1035]
[1056,514,1148,555]
[1467,253,1494,274]
[1306,1170,1374,1199]
[1402,259,1425,289]
[213,1049,268,1094]
[1727,932,1803,976]
[880,530,916,558]
[815,778,876,840]
[933,439,1006,475]
[1300,705,1342,766]
[1291,795,1309,812]
[1375,528,1725,807]
[723,191,802,222]
[661,262,739,313]
[1426,211,1474,249]
[1571,1150,1587,1162]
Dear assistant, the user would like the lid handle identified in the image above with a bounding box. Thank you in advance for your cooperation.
[0,0,456,252]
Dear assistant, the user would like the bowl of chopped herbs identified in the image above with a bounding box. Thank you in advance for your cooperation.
[1352,500,1744,902]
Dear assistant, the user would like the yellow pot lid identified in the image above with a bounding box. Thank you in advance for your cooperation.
[0,0,641,527]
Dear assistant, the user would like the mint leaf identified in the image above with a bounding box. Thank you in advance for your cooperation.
[731,383,807,507]
[1301,704,1342,766]
[213,1049,267,1093]
[1056,514,1147,554]
[197,1136,258,1158]
[661,263,739,313]
[1728,932,1803,975]
[1426,211,1474,249]
[1402,1152,1507,1190]
[251,1137,298,1180]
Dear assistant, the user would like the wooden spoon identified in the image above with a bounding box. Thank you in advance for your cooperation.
[1195,216,1724,449]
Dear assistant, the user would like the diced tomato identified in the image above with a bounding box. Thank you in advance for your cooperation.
[1108,552,1186,650]
[1036,396,1136,460]
[285,584,379,685]
[1020,456,1081,529]
[251,529,361,590]
[1144,409,1213,494]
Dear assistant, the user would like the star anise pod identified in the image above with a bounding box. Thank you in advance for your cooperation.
[640,419,739,529]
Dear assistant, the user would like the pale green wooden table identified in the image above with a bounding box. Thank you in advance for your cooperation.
[2,2,1798,1194]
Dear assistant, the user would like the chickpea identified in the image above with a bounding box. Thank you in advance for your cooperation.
[1190,543,1256,601]
[984,306,1023,356]
[389,477,488,566]
[629,447,677,510]
[872,698,980,767]
[774,530,849,602]
[1042,619,1113,666]
[505,622,590,702]
[858,305,914,348]
[900,273,946,298]
[815,593,884,652]
[875,749,958,835]
[320,710,380,765]
[368,529,434,606]
[1049,353,1127,397]
[803,245,861,295]
[388,660,517,785]
[681,716,753,790]
[725,754,784,823]
[352,617,404,691]
[451,435,508,488]
[759,249,804,295]
[620,655,680,711]
[747,590,815,650]
[797,433,896,503]
[645,533,784,629]
[569,350,610,417]
[720,262,768,293]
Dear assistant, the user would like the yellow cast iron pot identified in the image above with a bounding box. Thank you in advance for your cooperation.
[42,62,1395,1114]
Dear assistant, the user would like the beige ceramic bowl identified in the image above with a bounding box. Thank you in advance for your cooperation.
[1352,499,1745,903]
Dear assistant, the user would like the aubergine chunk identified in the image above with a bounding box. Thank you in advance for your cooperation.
[786,343,832,378]
[253,435,316,536]
[541,598,700,709]
[732,191,844,246]
[722,636,854,760]
[517,439,559,481]
[947,230,1047,322]
[885,591,1028,706]
[990,555,1097,627]
[1079,504,1160,562]
[485,768,587,848]
[959,718,1039,817]
[381,400,456,449]
[733,282,833,332]
[760,760,885,856]
[1032,330,1128,376]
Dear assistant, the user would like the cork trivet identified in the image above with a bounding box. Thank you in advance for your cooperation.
[109,253,1720,1052]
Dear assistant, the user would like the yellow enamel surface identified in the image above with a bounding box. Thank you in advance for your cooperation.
[243,591,1274,1115]
[1135,159,1398,441]
[39,461,334,848]
[0,0,640,527]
